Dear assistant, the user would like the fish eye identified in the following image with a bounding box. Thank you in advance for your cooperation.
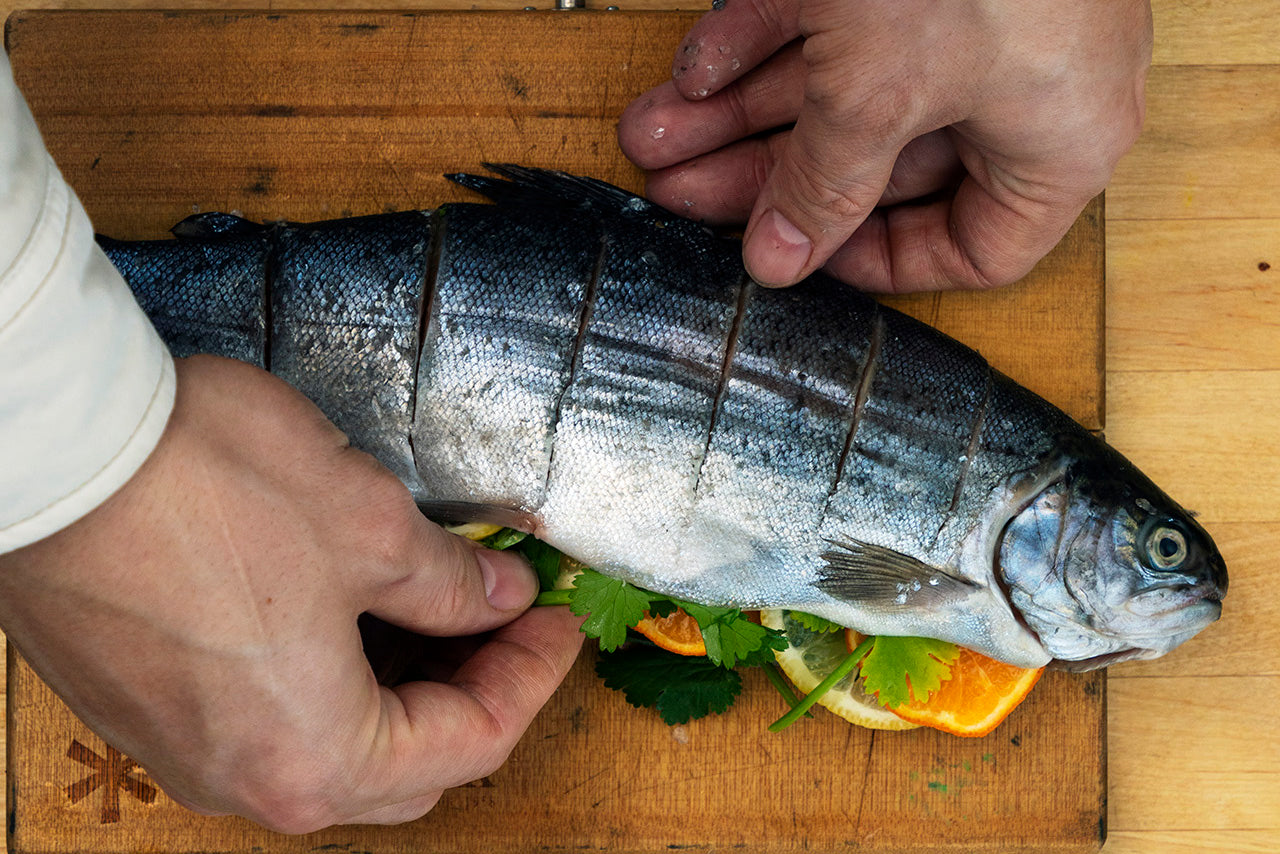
[1144,525,1188,570]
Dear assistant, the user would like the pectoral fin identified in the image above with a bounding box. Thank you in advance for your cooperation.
[815,539,977,606]
[417,501,538,533]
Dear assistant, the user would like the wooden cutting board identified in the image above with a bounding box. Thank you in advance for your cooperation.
[5,11,1105,854]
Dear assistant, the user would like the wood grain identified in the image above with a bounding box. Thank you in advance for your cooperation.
[1107,675,1280,831]
[1108,66,1280,221]
[1106,832,1280,854]
[1103,32,1280,845]
[3,2,1276,853]
[1150,0,1280,66]
[9,648,1106,854]
[4,9,1105,854]
[1107,219,1279,373]
[1106,370,1280,524]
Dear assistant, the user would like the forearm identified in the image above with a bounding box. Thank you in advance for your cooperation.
[0,52,175,553]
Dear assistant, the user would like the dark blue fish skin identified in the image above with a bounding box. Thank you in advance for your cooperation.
[98,166,1226,669]
[272,212,433,497]
[99,228,269,367]
[105,210,433,495]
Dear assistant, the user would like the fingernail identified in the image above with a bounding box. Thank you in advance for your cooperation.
[745,209,812,287]
[477,549,538,612]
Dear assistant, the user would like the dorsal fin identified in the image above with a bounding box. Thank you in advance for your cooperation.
[445,164,717,239]
[170,211,263,239]
[447,164,640,210]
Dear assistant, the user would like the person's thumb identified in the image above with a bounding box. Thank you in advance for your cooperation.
[366,520,540,637]
[742,105,903,288]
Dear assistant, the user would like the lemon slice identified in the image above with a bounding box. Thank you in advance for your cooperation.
[761,609,919,731]
[445,522,506,541]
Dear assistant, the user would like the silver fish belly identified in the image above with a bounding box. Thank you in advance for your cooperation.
[101,166,1227,670]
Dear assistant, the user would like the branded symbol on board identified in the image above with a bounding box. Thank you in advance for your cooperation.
[64,738,159,823]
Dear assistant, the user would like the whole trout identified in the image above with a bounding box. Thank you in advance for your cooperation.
[100,166,1226,670]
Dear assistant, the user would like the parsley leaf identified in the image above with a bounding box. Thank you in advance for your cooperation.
[646,598,677,619]
[677,601,787,668]
[596,642,743,725]
[514,536,565,591]
[790,611,844,634]
[858,636,960,708]
[569,569,653,652]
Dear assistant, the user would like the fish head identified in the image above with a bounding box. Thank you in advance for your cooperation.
[998,452,1227,670]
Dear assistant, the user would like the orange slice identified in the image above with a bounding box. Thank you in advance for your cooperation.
[634,608,706,657]
[845,628,1045,737]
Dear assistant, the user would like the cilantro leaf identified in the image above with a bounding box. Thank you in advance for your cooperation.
[732,634,791,668]
[513,536,564,591]
[596,642,743,725]
[791,611,844,634]
[857,636,960,709]
[676,601,786,668]
[569,569,652,652]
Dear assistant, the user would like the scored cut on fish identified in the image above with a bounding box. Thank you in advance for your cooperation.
[98,165,1227,671]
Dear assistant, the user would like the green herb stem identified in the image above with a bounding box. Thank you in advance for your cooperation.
[534,589,574,607]
[761,662,813,719]
[768,636,875,732]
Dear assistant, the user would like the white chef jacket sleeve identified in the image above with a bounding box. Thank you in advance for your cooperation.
[0,52,175,553]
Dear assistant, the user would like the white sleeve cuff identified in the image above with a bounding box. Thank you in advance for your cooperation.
[1,55,176,553]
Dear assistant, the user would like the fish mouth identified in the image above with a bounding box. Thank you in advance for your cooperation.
[1050,597,1222,672]
[1125,583,1225,620]
[1050,648,1147,672]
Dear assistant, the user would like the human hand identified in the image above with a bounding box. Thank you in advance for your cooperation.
[0,355,584,832]
[618,0,1152,292]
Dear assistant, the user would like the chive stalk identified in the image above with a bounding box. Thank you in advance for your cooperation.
[768,636,875,732]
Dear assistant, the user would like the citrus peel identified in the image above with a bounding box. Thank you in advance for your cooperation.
[633,608,707,657]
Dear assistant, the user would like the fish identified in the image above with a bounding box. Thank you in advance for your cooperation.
[98,165,1227,671]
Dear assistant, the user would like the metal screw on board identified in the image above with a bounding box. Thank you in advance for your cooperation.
[555,0,586,8]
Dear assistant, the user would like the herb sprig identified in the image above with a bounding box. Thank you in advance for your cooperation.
[474,527,960,728]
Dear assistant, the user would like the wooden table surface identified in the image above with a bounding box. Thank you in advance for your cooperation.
[2,2,1276,853]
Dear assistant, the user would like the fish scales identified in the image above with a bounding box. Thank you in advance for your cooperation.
[539,201,744,582]
[98,228,268,366]
[413,203,596,513]
[673,279,877,607]
[103,166,1226,670]
[823,311,995,568]
[272,212,432,497]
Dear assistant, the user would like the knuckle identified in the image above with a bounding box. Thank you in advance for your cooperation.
[350,463,422,563]
[801,41,923,135]
[784,165,879,227]
[470,731,516,781]
[720,84,757,136]
[383,529,478,618]
[949,232,1033,292]
[752,0,799,47]
[237,762,349,834]
[421,558,473,616]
